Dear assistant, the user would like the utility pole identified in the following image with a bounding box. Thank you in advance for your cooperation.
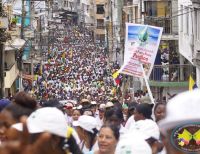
[19,0,25,91]
[0,39,5,98]
[0,0,7,98]
[21,0,25,39]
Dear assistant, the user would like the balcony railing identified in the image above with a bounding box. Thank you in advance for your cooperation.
[96,24,105,29]
[144,17,177,34]
[150,64,194,82]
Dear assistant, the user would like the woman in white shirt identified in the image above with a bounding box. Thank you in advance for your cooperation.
[73,115,99,153]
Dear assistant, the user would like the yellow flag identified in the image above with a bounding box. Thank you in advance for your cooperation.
[112,71,119,79]
[189,75,195,91]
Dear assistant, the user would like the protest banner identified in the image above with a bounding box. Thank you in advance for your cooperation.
[119,23,163,78]
[119,23,163,104]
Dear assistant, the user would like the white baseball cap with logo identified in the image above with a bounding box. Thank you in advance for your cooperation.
[73,115,98,133]
[159,89,200,135]
[12,107,68,138]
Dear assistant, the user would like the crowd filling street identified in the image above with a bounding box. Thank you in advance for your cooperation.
[31,23,120,103]
[0,23,200,154]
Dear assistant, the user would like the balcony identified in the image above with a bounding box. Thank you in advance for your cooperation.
[144,17,177,35]
[149,64,193,87]
[95,28,105,34]
[95,14,104,19]
[4,62,19,88]
[96,24,105,29]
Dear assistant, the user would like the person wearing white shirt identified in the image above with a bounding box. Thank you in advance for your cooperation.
[73,115,99,153]
[130,103,160,140]
[125,102,137,130]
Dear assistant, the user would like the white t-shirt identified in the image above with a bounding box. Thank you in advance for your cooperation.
[80,141,98,154]
[119,125,127,139]
[129,119,160,140]
[125,115,135,130]
[95,116,104,130]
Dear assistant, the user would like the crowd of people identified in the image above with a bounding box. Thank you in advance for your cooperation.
[0,89,200,154]
[1,21,199,154]
[30,23,120,103]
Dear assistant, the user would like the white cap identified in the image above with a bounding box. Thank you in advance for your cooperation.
[159,89,200,135]
[99,104,106,109]
[73,115,98,133]
[91,101,97,105]
[140,96,153,104]
[73,105,82,110]
[116,131,152,154]
[12,107,68,138]
[105,101,114,108]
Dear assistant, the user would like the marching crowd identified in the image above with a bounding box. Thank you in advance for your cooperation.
[0,89,200,154]
[31,23,120,102]
[1,22,199,154]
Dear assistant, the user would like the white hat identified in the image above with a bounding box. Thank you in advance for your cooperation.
[159,89,200,135]
[116,131,152,154]
[91,101,97,105]
[105,101,114,108]
[73,105,82,110]
[99,104,106,110]
[140,96,153,104]
[73,115,98,133]
[12,107,68,138]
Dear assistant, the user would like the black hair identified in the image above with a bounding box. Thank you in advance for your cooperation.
[145,137,158,146]
[73,109,83,115]
[136,103,153,119]
[100,124,120,141]
[111,99,122,110]
[13,91,37,109]
[64,135,83,154]
[83,128,98,151]
[127,102,138,119]
[41,99,63,111]
[83,109,94,117]
[3,103,35,122]
[104,107,124,122]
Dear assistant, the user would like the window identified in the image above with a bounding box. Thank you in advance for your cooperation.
[144,1,171,17]
[96,34,105,42]
[196,10,200,40]
[180,5,183,32]
[96,5,105,14]
[97,19,104,29]
[69,2,73,10]
[185,8,189,35]
[135,6,138,23]
[64,0,66,7]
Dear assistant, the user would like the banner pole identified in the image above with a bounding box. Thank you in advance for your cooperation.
[141,64,155,105]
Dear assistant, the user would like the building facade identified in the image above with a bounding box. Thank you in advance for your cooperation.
[178,0,200,87]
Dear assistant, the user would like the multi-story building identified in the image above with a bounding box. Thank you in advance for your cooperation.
[0,0,26,97]
[94,0,106,43]
[76,0,94,25]
[121,0,193,100]
[178,0,200,87]
[104,0,123,63]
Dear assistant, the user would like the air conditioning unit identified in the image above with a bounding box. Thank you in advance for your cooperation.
[192,52,200,66]
[195,52,200,60]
